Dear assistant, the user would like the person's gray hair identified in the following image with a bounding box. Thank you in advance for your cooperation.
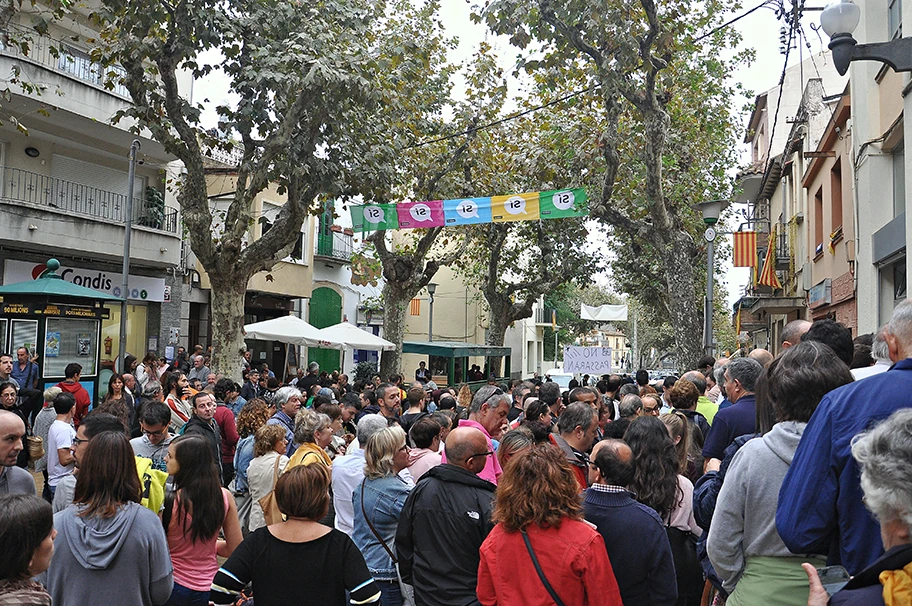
[888,299,912,346]
[294,408,331,444]
[781,319,811,346]
[681,370,706,394]
[557,402,597,435]
[142,382,162,397]
[470,385,509,414]
[357,414,388,445]
[872,326,891,362]
[308,362,319,372]
[725,358,763,392]
[618,395,643,418]
[272,386,301,409]
[713,358,729,386]
[851,408,912,532]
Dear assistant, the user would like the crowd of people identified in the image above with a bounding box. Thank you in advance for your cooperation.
[2,303,912,605]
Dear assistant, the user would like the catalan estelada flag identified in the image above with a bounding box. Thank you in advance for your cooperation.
[757,228,782,289]
[732,231,758,267]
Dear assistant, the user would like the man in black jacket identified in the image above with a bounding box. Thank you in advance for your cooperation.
[396,427,496,606]
[182,392,222,475]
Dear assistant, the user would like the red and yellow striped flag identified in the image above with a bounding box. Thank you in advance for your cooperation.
[757,228,782,289]
[732,231,758,267]
[409,298,421,316]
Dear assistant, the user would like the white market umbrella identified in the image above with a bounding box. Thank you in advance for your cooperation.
[244,315,345,378]
[317,322,396,351]
[244,315,344,349]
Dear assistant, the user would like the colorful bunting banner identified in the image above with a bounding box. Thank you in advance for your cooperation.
[351,203,399,232]
[443,197,492,226]
[540,188,588,219]
[492,192,541,223]
[350,189,588,233]
[397,200,445,229]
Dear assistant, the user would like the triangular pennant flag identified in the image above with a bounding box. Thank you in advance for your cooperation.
[757,228,782,289]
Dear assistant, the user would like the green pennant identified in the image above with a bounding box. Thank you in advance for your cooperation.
[539,188,589,219]
[351,203,400,232]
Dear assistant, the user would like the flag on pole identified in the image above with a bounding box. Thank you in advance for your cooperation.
[757,228,782,289]
[732,231,758,267]
[551,309,557,329]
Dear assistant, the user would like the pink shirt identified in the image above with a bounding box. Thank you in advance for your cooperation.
[441,419,503,485]
[167,487,231,591]
[407,448,442,481]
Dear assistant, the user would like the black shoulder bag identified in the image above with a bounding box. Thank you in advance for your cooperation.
[521,529,566,606]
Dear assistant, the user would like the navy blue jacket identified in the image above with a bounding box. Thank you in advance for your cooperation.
[583,487,677,606]
[702,395,756,461]
[777,359,912,575]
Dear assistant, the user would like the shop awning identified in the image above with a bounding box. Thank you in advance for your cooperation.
[402,341,512,358]
[749,296,806,316]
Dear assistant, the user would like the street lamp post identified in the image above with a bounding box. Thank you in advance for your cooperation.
[427,282,437,342]
[693,200,730,357]
[820,0,912,76]
[119,139,141,370]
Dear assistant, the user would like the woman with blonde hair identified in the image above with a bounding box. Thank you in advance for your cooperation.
[456,384,473,412]
[352,425,412,606]
[477,444,622,605]
[246,424,290,533]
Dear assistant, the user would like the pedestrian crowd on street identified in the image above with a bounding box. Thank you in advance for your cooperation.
[2,301,912,606]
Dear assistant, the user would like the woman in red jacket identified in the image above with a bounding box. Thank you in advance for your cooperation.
[477,444,623,606]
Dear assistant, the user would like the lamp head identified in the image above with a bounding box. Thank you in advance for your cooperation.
[693,199,729,225]
[821,0,860,75]
[427,282,437,296]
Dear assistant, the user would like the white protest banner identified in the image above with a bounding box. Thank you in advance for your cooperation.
[563,346,613,374]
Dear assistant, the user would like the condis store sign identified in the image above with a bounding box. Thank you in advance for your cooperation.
[3,260,167,302]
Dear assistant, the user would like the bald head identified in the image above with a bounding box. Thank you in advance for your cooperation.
[445,426,489,471]
[681,370,707,394]
[782,320,811,350]
[748,348,774,367]
[590,439,634,487]
[0,410,26,467]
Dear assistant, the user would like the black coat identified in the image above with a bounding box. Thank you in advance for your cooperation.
[830,544,912,605]
[396,464,496,606]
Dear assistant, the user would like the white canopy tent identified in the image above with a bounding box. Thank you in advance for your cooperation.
[243,315,344,349]
[244,315,345,377]
[317,322,396,352]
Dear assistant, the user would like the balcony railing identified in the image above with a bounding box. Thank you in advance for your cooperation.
[316,229,353,262]
[776,230,790,270]
[535,307,557,325]
[1,23,130,98]
[0,165,178,233]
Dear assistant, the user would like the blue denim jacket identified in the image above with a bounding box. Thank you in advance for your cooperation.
[352,475,412,579]
[233,435,255,493]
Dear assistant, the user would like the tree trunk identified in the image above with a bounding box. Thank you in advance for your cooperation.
[485,300,512,378]
[207,274,249,383]
[379,283,409,380]
[661,236,703,371]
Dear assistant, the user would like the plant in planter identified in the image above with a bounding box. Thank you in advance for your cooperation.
[138,186,165,229]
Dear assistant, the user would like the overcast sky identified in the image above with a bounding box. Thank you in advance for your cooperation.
[194,0,828,309]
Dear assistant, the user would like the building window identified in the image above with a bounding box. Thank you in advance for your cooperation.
[894,143,905,218]
[814,187,824,256]
[890,0,903,39]
[896,261,907,302]
[831,159,843,231]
